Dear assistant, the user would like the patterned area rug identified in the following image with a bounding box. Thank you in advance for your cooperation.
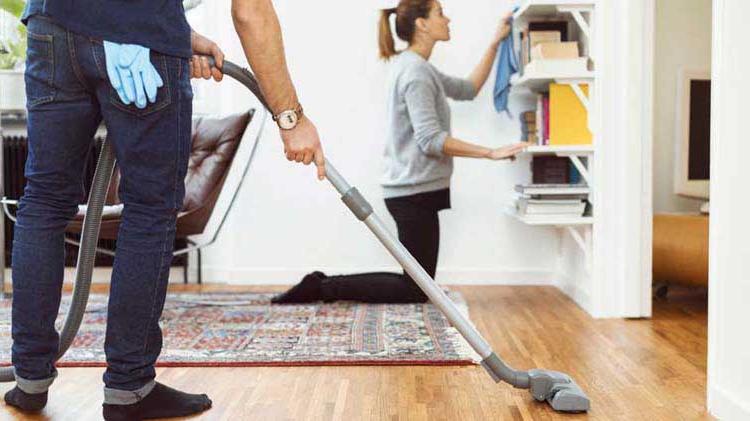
[0,292,479,367]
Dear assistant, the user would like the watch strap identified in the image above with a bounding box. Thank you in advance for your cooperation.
[272,104,304,121]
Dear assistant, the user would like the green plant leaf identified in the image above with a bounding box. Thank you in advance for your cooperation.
[0,30,25,69]
[0,0,25,17]
[0,56,14,69]
[0,2,27,69]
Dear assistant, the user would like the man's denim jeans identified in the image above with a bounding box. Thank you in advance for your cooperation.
[12,15,192,403]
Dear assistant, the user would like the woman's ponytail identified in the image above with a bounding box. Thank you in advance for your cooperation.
[377,1,433,60]
[379,8,398,60]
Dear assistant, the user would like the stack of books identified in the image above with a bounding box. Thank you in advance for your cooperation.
[519,20,588,77]
[514,184,588,219]
[519,111,537,144]
[532,156,581,184]
[519,21,569,73]
[524,40,587,76]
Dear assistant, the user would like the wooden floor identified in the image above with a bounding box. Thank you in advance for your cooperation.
[0,284,710,420]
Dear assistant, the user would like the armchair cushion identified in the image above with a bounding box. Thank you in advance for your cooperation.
[66,112,251,239]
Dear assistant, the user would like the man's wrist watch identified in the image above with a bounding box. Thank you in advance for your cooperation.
[272,104,304,130]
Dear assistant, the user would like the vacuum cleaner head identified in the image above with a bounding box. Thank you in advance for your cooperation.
[528,369,591,412]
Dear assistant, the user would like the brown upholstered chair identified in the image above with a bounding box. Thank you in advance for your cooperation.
[61,108,266,283]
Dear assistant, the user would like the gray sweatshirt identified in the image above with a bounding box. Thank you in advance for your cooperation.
[381,50,477,198]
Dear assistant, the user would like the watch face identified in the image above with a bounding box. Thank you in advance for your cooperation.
[278,110,298,130]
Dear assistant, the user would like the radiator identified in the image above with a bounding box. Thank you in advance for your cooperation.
[1,135,186,268]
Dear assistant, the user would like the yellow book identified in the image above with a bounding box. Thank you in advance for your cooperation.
[549,83,592,145]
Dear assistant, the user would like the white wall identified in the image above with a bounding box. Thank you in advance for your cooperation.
[652,0,711,213]
[187,0,560,284]
[707,0,750,418]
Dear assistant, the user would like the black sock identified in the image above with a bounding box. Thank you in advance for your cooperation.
[4,386,48,412]
[102,382,211,421]
[271,271,327,303]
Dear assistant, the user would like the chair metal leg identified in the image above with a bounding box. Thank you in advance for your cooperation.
[197,247,202,285]
[183,252,189,284]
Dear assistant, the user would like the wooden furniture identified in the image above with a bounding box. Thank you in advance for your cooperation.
[653,213,709,288]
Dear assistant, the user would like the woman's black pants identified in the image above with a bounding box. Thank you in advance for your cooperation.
[320,189,449,303]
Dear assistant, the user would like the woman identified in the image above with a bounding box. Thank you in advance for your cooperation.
[273,0,527,304]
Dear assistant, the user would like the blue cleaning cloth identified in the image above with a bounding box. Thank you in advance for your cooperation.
[493,15,519,115]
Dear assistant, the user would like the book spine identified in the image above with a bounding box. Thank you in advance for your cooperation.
[525,29,531,68]
[542,94,549,145]
[536,94,544,145]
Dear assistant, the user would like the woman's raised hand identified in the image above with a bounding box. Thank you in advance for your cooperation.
[493,12,513,45]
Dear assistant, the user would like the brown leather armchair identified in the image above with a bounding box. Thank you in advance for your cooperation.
[63,109,264,283]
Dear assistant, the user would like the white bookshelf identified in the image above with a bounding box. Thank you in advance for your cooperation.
[500,0,651,318]
[510,0,596,224]
[507,0,597,269]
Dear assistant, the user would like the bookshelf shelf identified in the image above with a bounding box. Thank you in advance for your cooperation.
[515,185,590,195]
[522,144,594,156]
[505,207,594,226]
[511,73,594,93]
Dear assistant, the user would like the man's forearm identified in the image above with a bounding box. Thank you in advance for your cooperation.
[232,0,299,114]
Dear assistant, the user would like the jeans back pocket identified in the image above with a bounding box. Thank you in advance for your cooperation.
[108,54,172,117]
[24,26,56,108]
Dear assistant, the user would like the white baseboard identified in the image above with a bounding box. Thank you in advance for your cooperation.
[201,266,557,286]
[556,275,592,314]
[709,384,750,420]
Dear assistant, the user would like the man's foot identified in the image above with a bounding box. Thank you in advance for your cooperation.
[271,271,327,304]
[102,382,211,421]
[4,386,47,412]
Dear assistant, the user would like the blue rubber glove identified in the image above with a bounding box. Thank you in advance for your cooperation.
[104,41,164,109]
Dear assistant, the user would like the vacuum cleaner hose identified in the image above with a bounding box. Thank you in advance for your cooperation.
[57,142,116,360]
[208,59,271,113]
[0,140,116,382]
